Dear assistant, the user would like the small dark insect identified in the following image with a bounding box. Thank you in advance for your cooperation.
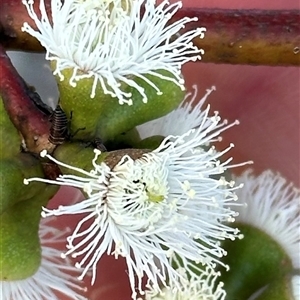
[48,105,69,145]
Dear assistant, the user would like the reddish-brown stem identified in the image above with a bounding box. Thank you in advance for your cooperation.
[0,0,299,66]
[0,0,47,52]
[0,45,56,154]
[175,8,300,66]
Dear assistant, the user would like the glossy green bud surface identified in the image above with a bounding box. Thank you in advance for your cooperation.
[0,96,20,158]
[55,67,184,142]
[219,223,293,299]
[0,185,57,280]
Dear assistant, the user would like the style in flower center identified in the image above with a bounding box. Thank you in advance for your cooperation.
[106,153,170,229]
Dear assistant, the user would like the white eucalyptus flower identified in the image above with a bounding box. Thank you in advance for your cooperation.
[142,267,226,300]
[234,170,300,269]
[24,100,249,299]
[22,0,205,104]
[0,218,87,300]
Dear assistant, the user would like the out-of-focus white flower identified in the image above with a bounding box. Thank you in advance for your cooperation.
[22,0,205,105]
[24,96,248,298]
[142,267,226,300]
[0,218,87,300]
[234,170,300,268]
[291,275,300,300]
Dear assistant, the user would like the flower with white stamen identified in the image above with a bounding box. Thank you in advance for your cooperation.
[22,0,205,104]
[24,99,250,299]
[234,169,300,269]
[143,267,226,300]
[0,218,87,300]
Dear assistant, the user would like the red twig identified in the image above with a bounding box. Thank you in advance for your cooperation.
[0,45,55,154]
[0,0,299,65]
[175,8,300,66]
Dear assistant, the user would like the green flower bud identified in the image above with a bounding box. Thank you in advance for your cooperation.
[0,151,58,280]
[105,127,141,150]
[22,0,205,145]
[0,153,53,214]
[0,96,20,158]
[253,275,298,300]
[53,142,108,175]
[56,68,184,143]
[0,186,57,280]
[218,223,293,299]
[137,135,165,150]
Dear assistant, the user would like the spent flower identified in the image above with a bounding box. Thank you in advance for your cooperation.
[24,91,249,299]
[22,0,205,104]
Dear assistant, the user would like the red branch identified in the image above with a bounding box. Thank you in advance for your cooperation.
[0,0,299,66]
[175,8,300,66]
[0,45,55,154]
